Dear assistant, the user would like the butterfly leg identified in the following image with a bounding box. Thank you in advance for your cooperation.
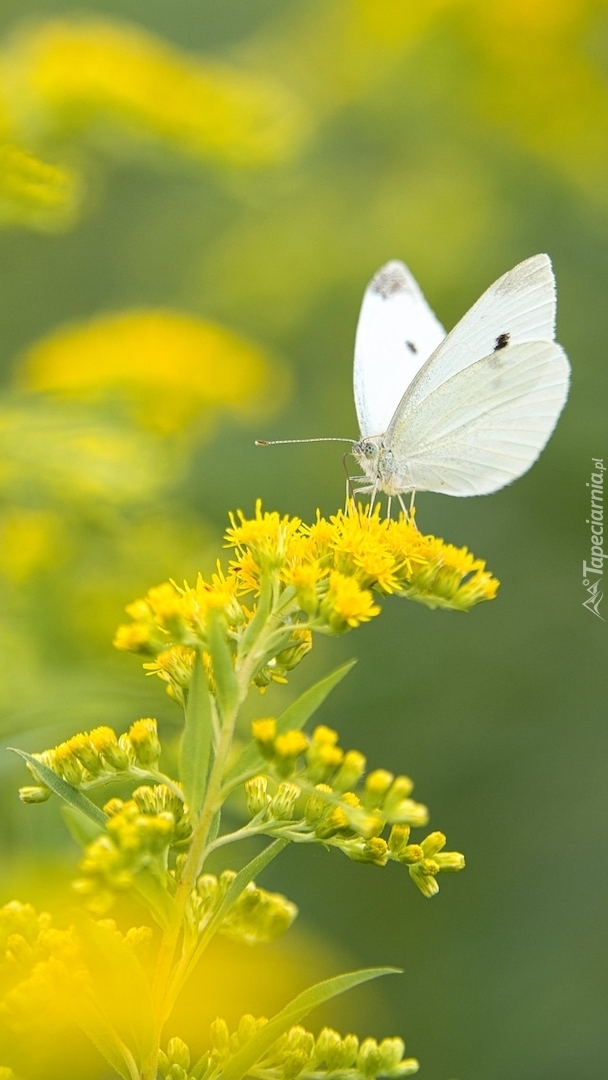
[386,496,392,519]
[403,490,419,530]
[342,452,354,510]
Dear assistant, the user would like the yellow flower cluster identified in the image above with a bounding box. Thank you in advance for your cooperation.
[187,1015,419,1080]
[244,723,464,896]
[4,17,303,167]
[20,718,162,802]
[74,784,190,914]
[187,869,298,947]
[115,502,498,694]
[20,310,280,435]
[0,900,151,1042]
[226,501,498,612]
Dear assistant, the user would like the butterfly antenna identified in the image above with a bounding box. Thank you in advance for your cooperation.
[255,437,355,446]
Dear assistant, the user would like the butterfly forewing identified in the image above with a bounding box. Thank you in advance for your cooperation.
[388,340,570,496]
[393,253,557,421]
[354,260,445,438]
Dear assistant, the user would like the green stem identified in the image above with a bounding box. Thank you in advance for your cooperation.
[150,613,282,1044]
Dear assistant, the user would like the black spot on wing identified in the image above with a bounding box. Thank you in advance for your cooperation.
[405,341,417,354]
[494,332,510,351]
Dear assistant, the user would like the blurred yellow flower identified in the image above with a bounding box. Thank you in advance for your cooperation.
[0,507,64,584]
[19,309,285,434]
[0,141,80,228]
[1,17,306,167]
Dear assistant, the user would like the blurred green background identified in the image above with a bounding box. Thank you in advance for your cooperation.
[0,1,607,1078]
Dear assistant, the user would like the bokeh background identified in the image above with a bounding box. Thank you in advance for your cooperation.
[0,1,607,1078]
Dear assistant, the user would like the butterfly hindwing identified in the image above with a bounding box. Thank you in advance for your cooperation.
[387,339,570,496]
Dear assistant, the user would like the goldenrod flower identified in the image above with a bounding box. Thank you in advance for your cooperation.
[20,309,282,434]
[202,1016,420,1079]
[321,569,381,630]
[188,871,298,946]
[4,17,305,167]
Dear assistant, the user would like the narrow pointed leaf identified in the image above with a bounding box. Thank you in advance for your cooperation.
[220,967,400,1080]
[207,608,239,720]
[70,1001,137,1080]
[76,915,155,1066]
[131,869,180,932]
[276,659,356,731]
[236,573,273,659]
[9,747,107,827]
[198,838,288,951]
[224,659,356,787]
[180,651,213,815]
[61,803,105,848]
[177,838,288,996]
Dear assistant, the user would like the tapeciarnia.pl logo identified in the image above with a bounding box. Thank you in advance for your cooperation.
[582,457,605,620]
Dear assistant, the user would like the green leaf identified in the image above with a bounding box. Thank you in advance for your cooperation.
[219,967,400,1080]
[207,608,239,721]
[199,838,288,951]
[180,651,213,815]
[9,747,108,827]
[175,839,288,998]
[61,803,105,848]
[76,915,156,1068]
[131,869,180,932]
[275,659,356,731]
[70,1001,138,1080]
[223,659,356,787]
[236,572,273,659]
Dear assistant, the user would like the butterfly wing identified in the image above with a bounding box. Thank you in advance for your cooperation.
[353,260,446,439]
[398,253,556,417]
[386,339,570,495]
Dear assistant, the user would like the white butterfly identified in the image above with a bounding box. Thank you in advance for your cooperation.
[350,253,570,509]
[258,254,570,512]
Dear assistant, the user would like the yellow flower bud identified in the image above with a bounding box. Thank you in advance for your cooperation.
[245,775,270,816]
[409,861,440,898]
[420,831,446,857]
[251,717,277,758]
[167,1037,190,1071]
[378,1037,406,1070]
[435,851,465,872]
[274,730,309,776]
[344,836,389,866]
[269,781,301,820]
[364,769,394,807]
[333,750,366,792]
[388,823,410,855]
[315,1028,343,1067]
[398,844,425,865]
[18,785,51,804]
[210,1017,230,1054]
[358,1037,382,1077]
[304,784,332,825]
[127,718,161,766]
[157,1050,170,1078]
[237,1014,259,1045]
